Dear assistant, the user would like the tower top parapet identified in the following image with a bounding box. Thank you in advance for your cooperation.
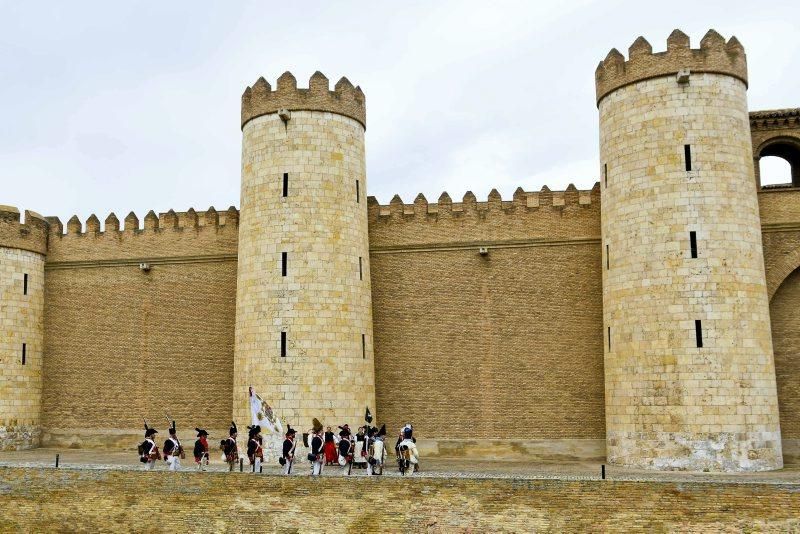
[0,205,48,255]
[594,29,747,105]
[241,71,366,130]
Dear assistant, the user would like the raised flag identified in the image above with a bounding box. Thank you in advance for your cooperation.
[249,386,283,435]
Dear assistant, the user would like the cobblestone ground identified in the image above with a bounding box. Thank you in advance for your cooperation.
[1,448,798,484]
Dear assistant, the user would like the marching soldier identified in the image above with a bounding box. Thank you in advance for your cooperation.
[366,425,385,476]
[140,423,160,471]
[396,424,419,476]
[247,425,264,473]
[281,425,297,475]
[337,424,353,472]
[220,422,239,472]
[323,426,338,466]
[309,418,324,476]
[162,421,184,471]
[193,428,210,471]
[353,426,368,470]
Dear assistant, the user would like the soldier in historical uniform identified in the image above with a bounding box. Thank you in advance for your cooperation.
[280,425,297,475]
[396,424,419,476]
[139,423,161,471]
[162,421,184,471]
[366,424,386,476]
[193,428,210,471]
[323,426,338,465]
[309,418,324,476]
[246,424,263,473]
[352,426,368,470]
[220,422,239,472]
[337,424,353,472]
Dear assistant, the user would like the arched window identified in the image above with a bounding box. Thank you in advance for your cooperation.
[757,138,800,189]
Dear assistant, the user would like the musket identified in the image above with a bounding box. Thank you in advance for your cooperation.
[287,428,298,475]
[347,437,354,476]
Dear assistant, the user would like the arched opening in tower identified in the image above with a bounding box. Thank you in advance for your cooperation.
[758,139,800,188]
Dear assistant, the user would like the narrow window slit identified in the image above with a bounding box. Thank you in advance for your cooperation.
[606,244,609,270]
[359,256,363,280]
[695,320,703,348]
[690,231,698,258]
[362,334,366,359]
[607,326,611,351]
[684,145,692,172]
[604,163,608,188]
[22,343,26,365]
[356,180,360,203]
[282,173,289,197]
[23,274,28,295]
[281,331,287,357]
[281,252,287,277]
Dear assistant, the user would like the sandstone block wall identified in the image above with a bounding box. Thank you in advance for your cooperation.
[234,109,375,430]
[600,71,782,470]
[0,247,44,450]
[1,468,799,532]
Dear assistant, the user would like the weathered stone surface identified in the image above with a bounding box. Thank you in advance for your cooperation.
[599,70,781,470]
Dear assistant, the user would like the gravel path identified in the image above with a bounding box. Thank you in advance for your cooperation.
[1,448,798,484]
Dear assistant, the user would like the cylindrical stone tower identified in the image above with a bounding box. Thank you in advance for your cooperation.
[596,30,782,471]
[233,71,375,434]
[0,207,47,450]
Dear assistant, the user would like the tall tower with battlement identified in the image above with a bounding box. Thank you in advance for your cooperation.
[232,71,375,433]
[596,30,783,471]
[0,207,47,450]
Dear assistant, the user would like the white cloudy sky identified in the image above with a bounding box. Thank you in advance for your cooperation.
[1,1,798,223]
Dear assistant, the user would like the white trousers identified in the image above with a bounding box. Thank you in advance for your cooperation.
[167,456,180,471]
[283,459,292,475]
[366,462,373,476]
[312,459,324,476]
[144,460,157,471]
[252,458,262,473]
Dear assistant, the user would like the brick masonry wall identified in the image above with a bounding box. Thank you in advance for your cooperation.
[770,267,800,440]
[0,247,44,450]
[600,73,781,471]
[0,467,798,531]
[41,261,236,444]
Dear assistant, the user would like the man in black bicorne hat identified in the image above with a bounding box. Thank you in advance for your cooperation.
[193,428,210,471]
[281,425,297,475]
[220,422,239,472]
[162,421,183,471]
[140,423,161,471]
[246,425,263,473]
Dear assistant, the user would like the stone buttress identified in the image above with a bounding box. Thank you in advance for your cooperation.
[596,30,783,471]
[233,72,375,432]
[0,206,47,450]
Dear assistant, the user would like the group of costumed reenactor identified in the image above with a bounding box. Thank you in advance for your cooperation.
[137,411,420,476]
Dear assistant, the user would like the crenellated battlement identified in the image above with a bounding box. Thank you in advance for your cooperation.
[368,184,600,221]
[595,29,747,105]
[47,206,239,236]
[241,71,366,130]
[44,206,240,263]
[367,184,602,249]
[0,205,49,255]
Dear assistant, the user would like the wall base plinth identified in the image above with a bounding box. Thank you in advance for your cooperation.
[0,425,41,451]
[607,431,784,472]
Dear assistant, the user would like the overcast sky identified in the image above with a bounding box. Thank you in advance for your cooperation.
[1,1,798,224]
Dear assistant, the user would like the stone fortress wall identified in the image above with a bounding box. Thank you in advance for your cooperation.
[0,30,799,468]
